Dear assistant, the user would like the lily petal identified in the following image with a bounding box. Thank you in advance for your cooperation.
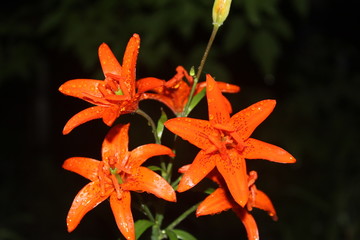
[59,79,105,105]
[66,181,111,232]
[244,138,296,163]
[63,106,107,135]
[254,190,278,220]
[121,33,140,97]
[233,206,259,240]
[196,188,232,217]
[136,77,164,93]
[63,157,100,181]
[122,167,176,202]
[215,148,248,207]
[128,144,174,170]
[110,191,135,240]
[102,124,129,164]
[196,81,240,94]
[177,150,216,192]
[230,100,276,140]
[206,74,231,124]
[99,43,122,76]
[164,118,216,150]
[102,106,121,126]
[140,93,178,114]
[222,94,234,114]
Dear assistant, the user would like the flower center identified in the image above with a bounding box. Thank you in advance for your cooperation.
[110,167,123,184]
[205,127,245,161]
[98,161,127,199]
[115,88,123,95]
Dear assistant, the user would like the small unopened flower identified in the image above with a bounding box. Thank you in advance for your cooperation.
[212,0,232,27]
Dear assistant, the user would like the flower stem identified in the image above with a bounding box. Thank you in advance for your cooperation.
[152,202,166,240]
[196,25,219,81]
[166,202,200,230]
[181,25,220,117]
[136,194,155,222]
[136,108,160,144]
[181,68,199,117]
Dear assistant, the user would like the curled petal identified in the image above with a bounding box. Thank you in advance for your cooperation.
[121,33,140,97]
[110,191,135,240]
[136,77,164,93]
[128,144,174,170]
[63,157,100,181]
[244,138,296,163]
[104,94,131,102]
[233,206,259,240]
[196,81,240,94]
[122,167,176,202]
[59,79,105,105]
[214,81,240,93]
[178,164,191,174]
[66,181,111,232]
[206,169,227,187]
[63,106,107,134]
[140,93,178,115]
[164,118,216,150]
[102,106,120,126]
[177,150,216,192]
[230,100,276,140]
[99,43,122,77]
[216,149,248,207]
[254,190,278,221]
[174,66,193,85]
[206,74,231,124]
[196,188,232,217]
[102,124,129,164]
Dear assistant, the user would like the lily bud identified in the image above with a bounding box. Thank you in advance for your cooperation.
[212,0,232,27]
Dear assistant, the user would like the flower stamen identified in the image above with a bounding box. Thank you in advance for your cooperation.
[110,167,123,199]
[98,162,107,196]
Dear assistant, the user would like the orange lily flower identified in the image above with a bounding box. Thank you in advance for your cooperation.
[137,66,240,116]
[180,165,277,240]
[165,74,295,207]
[59,34,162,134]
[63,124,176,240]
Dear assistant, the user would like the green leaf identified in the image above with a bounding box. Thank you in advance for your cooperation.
[165,229,179,240]
[187,88,206,115]
[135,219,154,239]
[156,108,168,140]
[173,229,197,240]
[204,187,215,195]
[147,165,164,172]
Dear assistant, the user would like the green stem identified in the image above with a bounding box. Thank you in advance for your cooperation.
[152,202,166,240]
[135,194,155,222]
[166,202,200,230]
[136,108,160,144]
[171,175,181,190]
[166,135,179,183]
[142,203,155,223]
[196,25,219,81]
[181,25,219,117]
[181,69,199,117]
[165,159,174,183]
